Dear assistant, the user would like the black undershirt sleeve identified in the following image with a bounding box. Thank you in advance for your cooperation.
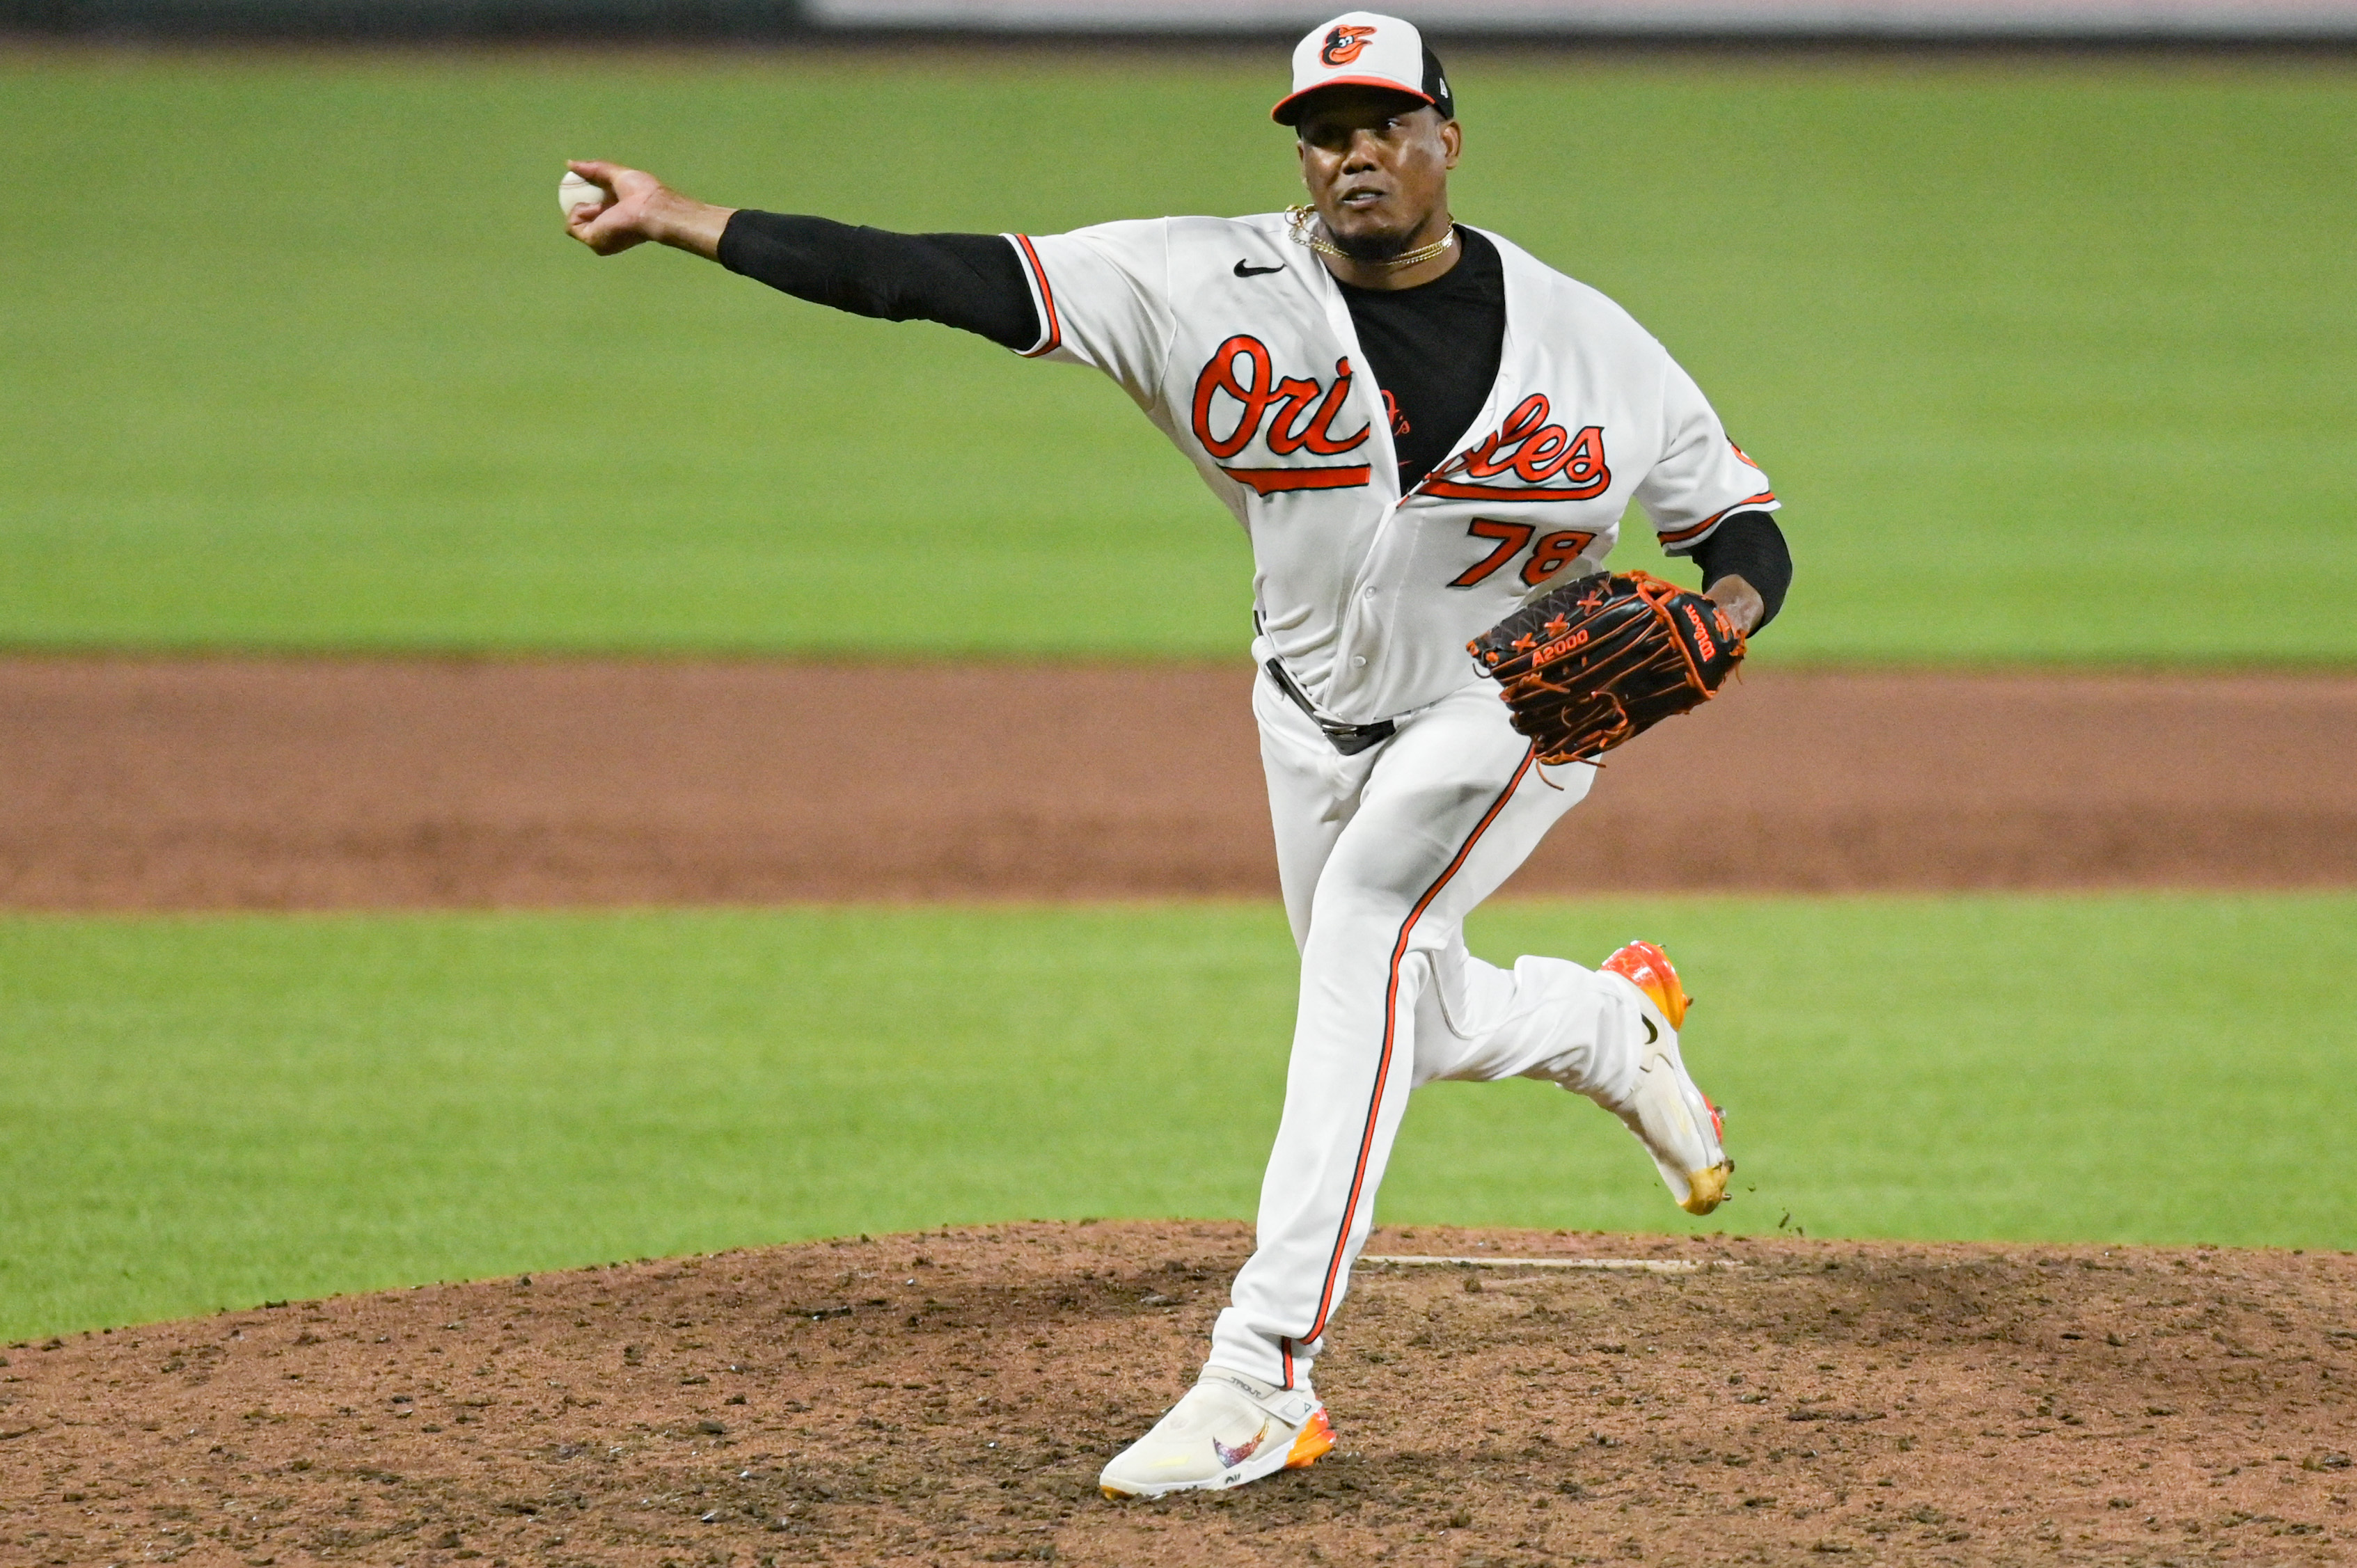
[1687,511,1792,631]
[716,210,1042,353]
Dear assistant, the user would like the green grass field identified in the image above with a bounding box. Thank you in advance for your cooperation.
[3,50,2349,1347]
[3,893,2349,1341]
[4,52,2353,662]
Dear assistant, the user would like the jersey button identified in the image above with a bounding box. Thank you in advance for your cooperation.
[1352,656,1368,668]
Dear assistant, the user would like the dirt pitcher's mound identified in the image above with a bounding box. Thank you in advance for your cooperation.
[3,1224,2351,1566]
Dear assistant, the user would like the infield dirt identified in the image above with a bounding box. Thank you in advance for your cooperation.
[9,662,2354,1565]
[3,1222,2351,1566]
[4,658,2353,908]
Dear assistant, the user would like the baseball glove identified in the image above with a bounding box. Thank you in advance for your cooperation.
[1467,570,1744,764]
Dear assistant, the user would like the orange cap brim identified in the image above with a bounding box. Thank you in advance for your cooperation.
[1271,77,1436,125]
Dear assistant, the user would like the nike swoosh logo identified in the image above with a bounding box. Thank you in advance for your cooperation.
[1233,260,1284,277]
[1213,1421,1270,1467]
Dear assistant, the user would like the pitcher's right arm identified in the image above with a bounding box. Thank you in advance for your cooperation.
[561,160,1041,351]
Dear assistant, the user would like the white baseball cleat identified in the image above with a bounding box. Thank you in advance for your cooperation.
[1600,940,1734,1216]
[1098,1368,1335,1499]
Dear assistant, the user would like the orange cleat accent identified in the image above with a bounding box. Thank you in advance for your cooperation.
[1600,937,1732,1214]
[1601,940,1689,1029]
[1284,1407,1336,1470]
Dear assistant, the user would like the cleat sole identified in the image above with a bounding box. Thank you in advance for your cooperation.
[1284,1408,1335,1469]
[1682,1160,1734,1215]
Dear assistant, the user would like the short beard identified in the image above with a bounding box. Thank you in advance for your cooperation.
[1321,208,1433,263]
[1329,227,1412,262]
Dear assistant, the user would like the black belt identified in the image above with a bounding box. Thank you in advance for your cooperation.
[1264,659,1397,756]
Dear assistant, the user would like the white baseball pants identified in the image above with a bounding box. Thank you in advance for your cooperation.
[1206,669,1664,1391]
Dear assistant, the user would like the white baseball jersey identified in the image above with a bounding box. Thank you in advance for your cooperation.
[1004,213,1777,727]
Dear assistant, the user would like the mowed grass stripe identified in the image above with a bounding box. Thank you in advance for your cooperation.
[2,56,2352,661]
[0,894,2349,1340]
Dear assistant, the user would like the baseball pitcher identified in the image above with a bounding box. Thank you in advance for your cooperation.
[565,10,1792,1499]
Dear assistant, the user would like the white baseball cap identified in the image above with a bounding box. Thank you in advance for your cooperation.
[1272,11,1456,127]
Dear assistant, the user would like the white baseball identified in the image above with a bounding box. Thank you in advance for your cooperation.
[558,171,607,216]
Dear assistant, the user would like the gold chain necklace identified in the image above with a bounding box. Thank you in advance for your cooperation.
[1285,205,1457,270]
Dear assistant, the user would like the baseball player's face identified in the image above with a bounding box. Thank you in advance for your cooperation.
[1294,89,1460,262]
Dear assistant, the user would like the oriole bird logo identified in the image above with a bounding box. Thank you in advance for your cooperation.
[1320,24,1378,65]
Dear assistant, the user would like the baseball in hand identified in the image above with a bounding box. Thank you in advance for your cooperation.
[558,171,607,216]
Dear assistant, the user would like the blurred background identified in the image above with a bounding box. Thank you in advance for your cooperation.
[6,13,2353,656]
[8,0,2357,38]
[2,5,2352,1338]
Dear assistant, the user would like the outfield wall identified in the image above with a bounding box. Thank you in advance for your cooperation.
[8,0,2354,37]
[818,0,2357,39]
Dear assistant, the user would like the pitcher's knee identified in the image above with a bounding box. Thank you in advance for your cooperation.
[1301,883,1419,950]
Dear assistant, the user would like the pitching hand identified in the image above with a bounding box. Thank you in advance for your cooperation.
[563,160,734,260]
[1703,573,1765,637]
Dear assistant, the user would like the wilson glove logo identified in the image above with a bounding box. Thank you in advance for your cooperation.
[1682,602,1719,662]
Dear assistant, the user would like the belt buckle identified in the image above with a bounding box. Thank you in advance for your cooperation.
[1266,658,1394,756]
[1321,717,1396,757]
